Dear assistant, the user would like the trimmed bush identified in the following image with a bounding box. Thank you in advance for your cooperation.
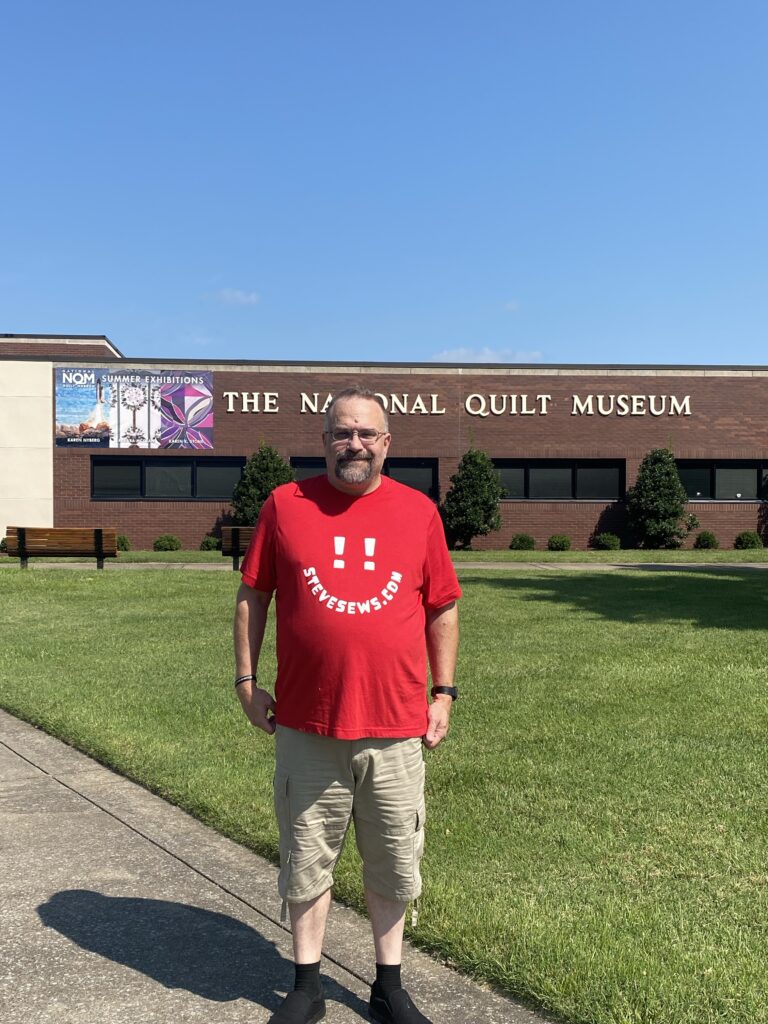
[200,534,221,551]
[0,536,7,554]
[693,531,719,550]
[116,534,131,551]
[153,534,182,551]
[441,448,505,549]
[593,532,621,551]
[734,530,764,550]
[626,448,698,548]
[509,533,535,551]
[547,534,571,551]
[231,443,295,525]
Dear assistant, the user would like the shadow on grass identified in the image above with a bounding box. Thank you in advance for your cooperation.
[38,890,368,1015]
[460,571,768,631]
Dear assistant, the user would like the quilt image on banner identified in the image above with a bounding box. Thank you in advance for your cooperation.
[55,368,214,448]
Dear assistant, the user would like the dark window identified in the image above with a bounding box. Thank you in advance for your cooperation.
[575,464,621,500]
[92,460,142,498]
[676,461,765,501]
[92,456,245,500]
[385,458,439,500]
[290,457,325,481]
[196,461,244,499]
[496,465,525,499]
[715,466,758,500]
[493,459,624,500]
[678,465,712,499]
[529,465,572,499]
[145,461,193,498]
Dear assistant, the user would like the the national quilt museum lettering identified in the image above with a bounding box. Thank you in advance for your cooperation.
[222,392,446,414]
[222,391,692,417]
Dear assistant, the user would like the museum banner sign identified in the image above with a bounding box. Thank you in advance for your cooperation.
[55,368,214,448]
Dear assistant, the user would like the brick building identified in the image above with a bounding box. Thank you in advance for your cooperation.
[2,334,767,550]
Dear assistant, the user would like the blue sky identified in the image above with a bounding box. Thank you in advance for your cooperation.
[2,2,766,366]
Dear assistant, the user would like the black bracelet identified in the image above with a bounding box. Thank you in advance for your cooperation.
[235,674,257,688]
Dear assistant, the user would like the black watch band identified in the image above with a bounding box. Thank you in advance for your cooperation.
[431,685,458,701]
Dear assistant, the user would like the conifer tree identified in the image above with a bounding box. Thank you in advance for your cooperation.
[230,443,295,525]
[441,448,504,549]
[626,448,698,548]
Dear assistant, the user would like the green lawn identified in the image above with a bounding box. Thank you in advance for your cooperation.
[450,547,768,563]
[3,545,767,565]
[2,569,768,1024]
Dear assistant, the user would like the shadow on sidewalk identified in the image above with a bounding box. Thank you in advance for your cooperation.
[38,889,369,1016]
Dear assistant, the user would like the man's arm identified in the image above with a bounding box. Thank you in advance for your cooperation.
[233,581,277,734]
[424,600,459,749]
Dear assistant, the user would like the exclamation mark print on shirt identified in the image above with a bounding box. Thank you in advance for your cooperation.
[364,537,376,571]
[333,536,346,569]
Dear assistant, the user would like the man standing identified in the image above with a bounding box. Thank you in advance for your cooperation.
[233,387,460,1024]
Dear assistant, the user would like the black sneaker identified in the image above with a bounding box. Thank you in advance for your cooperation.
[369,980,433,1024]
[268,989,326,1024]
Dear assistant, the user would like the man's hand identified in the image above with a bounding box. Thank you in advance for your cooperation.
[424,695,452,749]
[236,680,277,734]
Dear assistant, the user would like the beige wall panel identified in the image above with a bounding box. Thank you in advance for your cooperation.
[0,362,53,530]
[0,396,53,446]
[2,498,54,532]
[0,360,53,398]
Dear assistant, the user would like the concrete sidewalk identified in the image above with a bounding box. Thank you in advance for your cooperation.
[0,710,541,1024]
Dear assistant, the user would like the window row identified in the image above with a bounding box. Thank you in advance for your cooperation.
[92,458,246,500]
[677,461,768,501]
[90,456,440,501]
[90,456,768,503]
[493,460,624,500]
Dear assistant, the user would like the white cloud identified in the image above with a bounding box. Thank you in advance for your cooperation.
[504,300,520,312]
[209,287,260,306]
[429,346,545,364]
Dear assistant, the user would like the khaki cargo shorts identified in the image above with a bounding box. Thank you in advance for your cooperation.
[273,725,426,906]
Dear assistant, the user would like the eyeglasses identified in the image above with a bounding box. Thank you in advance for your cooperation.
[328,428,387,446]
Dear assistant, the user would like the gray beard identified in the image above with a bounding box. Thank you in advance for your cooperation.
[335,455,374,484]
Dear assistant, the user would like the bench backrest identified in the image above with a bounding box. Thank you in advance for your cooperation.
[220,526,255,555]
[5,527,118,557]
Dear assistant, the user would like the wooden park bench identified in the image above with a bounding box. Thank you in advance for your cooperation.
[220,525,254,571]
[5,527,118,569]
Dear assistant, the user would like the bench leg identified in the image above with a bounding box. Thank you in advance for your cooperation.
[20,556,28,570]
[97,557,105,570]
[231,552,240,571]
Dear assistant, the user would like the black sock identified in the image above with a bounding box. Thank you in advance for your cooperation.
[294,961,322,997]
[376,962,402,996]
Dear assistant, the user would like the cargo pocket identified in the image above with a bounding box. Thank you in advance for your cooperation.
[273,770,292,901]
[412,801,426,897]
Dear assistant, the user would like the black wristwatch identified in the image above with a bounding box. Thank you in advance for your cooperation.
[431,686,458,701]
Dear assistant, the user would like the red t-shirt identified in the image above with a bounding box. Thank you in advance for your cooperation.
[240,474,461,739]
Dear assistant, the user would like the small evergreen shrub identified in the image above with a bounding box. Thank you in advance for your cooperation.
[734,530,764,550]
[509,533,535,551]
[441,448,505,549]
[153,534,182,551]
[0,536,7,554]
[116,534,131,551]
[547,534,571,551]
[693,530,719,550]
[626,448,697,548]
[231,443,295,525]
[593,532,620,551]
[200,534,221,551]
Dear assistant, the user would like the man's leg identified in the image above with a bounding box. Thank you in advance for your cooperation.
[270,728,353,1024]
[290,889,332,963]
[355,739,433,1023]
[366,888,406,964]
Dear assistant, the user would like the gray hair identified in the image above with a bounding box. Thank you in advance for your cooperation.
[323,387,389,432]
